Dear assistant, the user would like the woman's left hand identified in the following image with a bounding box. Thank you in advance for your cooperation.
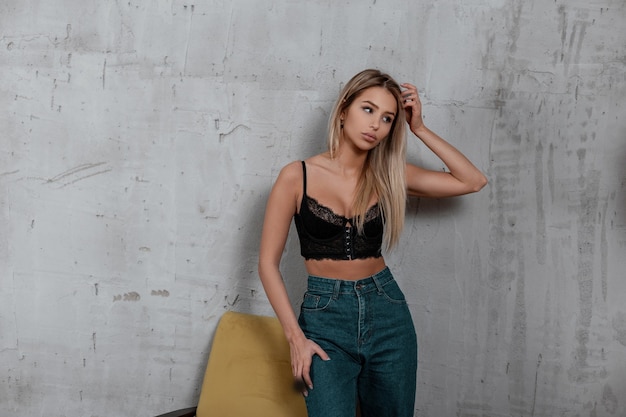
[401,83,425,134]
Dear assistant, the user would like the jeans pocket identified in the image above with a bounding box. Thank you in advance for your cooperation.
[380,280,407,304]
[301,291,334,311]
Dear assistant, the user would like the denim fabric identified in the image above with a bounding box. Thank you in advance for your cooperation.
[298,267,417,417]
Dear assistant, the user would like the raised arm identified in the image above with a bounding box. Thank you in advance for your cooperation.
[401,83,488,198]
[258,161,329,394]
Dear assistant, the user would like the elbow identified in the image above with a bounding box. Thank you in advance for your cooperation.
[258,257,278,281]
[258,258,269,279]
[474,175,488,192]
[467,174,488,194]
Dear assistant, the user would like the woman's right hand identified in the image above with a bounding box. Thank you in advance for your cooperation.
[289,333,330,396]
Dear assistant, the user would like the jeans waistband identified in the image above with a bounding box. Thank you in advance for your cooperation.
[306,266,394,297]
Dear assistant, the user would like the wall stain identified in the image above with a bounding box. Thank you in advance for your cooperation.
[113,292,141,302]
[601,384,618,414]
[568,170,604,384]
[151,289,170,297]
[612,311,626,346]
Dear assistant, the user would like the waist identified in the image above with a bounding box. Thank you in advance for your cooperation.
[304,257,387,281]
[306,266,394,294]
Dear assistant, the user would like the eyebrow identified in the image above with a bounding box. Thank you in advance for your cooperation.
[361,100,396,116]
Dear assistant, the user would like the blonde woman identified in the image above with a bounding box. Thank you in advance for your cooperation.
[259,69,487,417]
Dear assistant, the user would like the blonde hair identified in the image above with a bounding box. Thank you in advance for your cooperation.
[328,69,407,250]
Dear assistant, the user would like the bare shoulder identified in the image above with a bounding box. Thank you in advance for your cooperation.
[303,153,334,175]
[276,160,304,185]
[271,160,306,202]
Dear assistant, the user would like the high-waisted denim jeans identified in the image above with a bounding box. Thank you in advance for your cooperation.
[298,267,417,417]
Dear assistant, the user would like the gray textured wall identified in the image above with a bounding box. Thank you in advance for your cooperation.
[1,1,625,416]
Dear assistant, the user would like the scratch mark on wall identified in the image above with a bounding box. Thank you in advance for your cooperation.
[1,170,20,178]
[61,168,112,187]
[535,141,546,265]
[530,353,542,416]
[219,124,251,142]
[92,332,96,353]
[182,4,195,75]
[39,162,111,188]
[102,59,106,90]
[225,294,239,306]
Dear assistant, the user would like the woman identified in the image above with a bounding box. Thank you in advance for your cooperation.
[258,69,487,417]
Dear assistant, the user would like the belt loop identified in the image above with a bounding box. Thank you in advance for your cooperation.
[372,273,384,294]
[332,279,341,299]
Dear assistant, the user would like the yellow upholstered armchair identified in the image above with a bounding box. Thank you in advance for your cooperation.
[155,311,307,417]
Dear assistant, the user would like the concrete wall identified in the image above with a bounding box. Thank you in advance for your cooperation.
[1,1,625,416]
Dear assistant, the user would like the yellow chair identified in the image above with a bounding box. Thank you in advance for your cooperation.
[155,311,307,417]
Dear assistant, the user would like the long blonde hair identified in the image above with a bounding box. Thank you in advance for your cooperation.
[328,69,407,250]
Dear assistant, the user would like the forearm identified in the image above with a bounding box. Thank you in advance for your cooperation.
[258,263,305,343]
[412,124,487,191]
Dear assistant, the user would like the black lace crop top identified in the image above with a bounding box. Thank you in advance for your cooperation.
[293,161,383,260]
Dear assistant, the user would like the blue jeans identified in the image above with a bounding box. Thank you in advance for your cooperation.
[298,267,418,417]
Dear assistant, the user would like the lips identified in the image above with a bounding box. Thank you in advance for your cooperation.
[362,132,377,142]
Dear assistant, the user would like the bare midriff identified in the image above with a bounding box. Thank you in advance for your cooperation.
[304,257,387,281]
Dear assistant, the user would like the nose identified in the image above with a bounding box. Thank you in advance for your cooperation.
[370,116,380,130]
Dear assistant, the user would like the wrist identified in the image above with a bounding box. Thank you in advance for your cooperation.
[284,325,305,343]
[412,124,429,139]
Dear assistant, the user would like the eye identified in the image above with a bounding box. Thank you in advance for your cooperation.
[363,106,373,113]
[382,115,394,124]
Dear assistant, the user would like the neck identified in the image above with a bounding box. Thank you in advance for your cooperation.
[330,142,368,177]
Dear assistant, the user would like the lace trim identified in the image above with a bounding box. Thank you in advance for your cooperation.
[304,195,380,226]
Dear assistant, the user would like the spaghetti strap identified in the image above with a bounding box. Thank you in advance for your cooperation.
[301,160,307,195]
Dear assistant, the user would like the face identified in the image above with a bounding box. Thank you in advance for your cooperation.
[341,86,398,152]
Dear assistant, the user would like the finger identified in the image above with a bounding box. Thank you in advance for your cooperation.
[401,83,419,95]
[291,356,299,377]
[314,345,331,361]
[302,362,314,390]
[403,96,418,107]
[293,378,309,396]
